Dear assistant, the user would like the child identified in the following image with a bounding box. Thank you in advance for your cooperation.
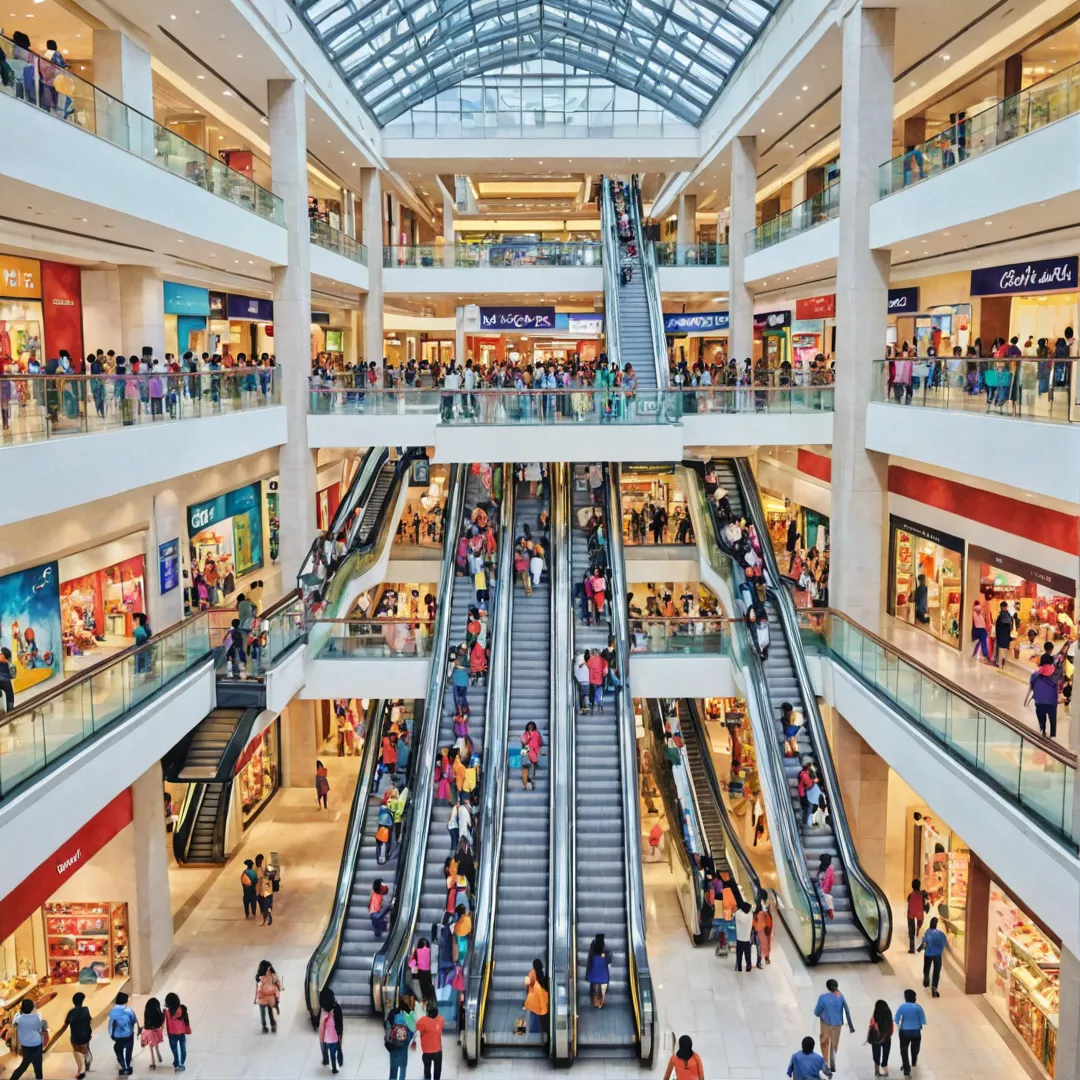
[224,618,246,679]
[781,701,803,757]
[164,993,190,1070]
[318,988,344,1075]
[141,997,165,1068]
[370,879,390,938]
[452,903,472,964]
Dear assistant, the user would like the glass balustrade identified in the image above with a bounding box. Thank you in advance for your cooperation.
[654,243,729,267]
[629,617,729,654]
[750,183,840,251]
[382,242,602,268]
[309,619,436,658]
[879,61,1080,196]
[0,370,280,447]
[0,35,283,225]
[871,358,1079,424]
[309,219,368,264]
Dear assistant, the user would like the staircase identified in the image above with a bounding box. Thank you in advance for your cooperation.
[571,472,635,1052]
[484,484,552,1052]
[178,709,248,781]
[329,701,416,1014]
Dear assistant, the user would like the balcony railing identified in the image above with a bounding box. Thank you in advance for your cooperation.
[629,616,729,654]
[0,369,280,446]
[382,242,602,268]
[654,242,729,267]
[309,218,367,264]
[307,381,835,420]
[309,617,436,658]
[879,61,1080,196]
[871,358,1078,424]
[750,182,840,252]
[0,34,284,225]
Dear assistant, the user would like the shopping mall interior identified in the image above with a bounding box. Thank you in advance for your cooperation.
[2,0,1080,1077]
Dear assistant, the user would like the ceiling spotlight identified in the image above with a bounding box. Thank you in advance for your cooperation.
[801,85,808,91]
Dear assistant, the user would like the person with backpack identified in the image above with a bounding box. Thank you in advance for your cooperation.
[1026,652,1061,737]
[62,991,93,1079]
[241,859,259,917]
[164,993,190,1070]
[993,600,1015,669]
[384,1001,412,1080]
[254,960,282,1033]
[318,987,344,1073]
[867,998,894,1077]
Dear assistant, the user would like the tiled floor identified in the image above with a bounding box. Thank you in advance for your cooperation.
[10,758,1041,1080]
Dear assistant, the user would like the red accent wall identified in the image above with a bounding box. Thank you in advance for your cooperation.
[888,465,1080,557]
[797,448,832,483]
[0,790,134,939]
[41,260,83,364]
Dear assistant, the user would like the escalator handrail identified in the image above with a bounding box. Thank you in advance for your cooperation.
[304,699,387,1024]
[604,464,655,1065]
[329,449,377,537]
[462,466,517,1063]
[732,458,893,955]
[172,781,206,865]
[600,178,623,369]
[630,176,669,390]
[683,462,826,964]
[370,463,468,1013]
[666,702,709,861]
[549,463,575,1063]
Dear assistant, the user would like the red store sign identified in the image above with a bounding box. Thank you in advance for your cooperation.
[795,294,836,320]
[41,260,84,364]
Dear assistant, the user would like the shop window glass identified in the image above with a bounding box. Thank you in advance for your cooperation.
[239,724,279,827]
[891,526,963,647]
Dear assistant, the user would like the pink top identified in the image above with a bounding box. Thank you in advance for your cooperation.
[165,1008,187,1035]
[820,865,835,894]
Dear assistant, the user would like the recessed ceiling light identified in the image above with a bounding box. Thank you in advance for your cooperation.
[222,89,232,96]
[196,74,205,79]
[810,123,816,128]
[942,54,950,61]
[777,111,783,116]
[760,127,765,133]
[170,12,176,19]
[236,54,243,59]
[985,220,993,225]
[795,95,801,100]
[176,239,184,243]
[801,85,808,91]
[909,80,917,87]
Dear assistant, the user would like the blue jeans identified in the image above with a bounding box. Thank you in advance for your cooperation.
[591,684,604,708]
[453,683,468,710]
[388,1047,409,1080]
[168,1033,187,1067]
[971,627,991,660]
[321,1041,343,1070]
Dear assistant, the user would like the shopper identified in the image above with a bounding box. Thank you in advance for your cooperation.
[817,854,836,920]
[1025,657,1060,738]
[108,991,139,1076]
[164,993,190,1071]
[133,611,152,675]
[318,987,344,1074]
[409,937,435,1002]
[586,934,612,1008]
[140,997,166,1068]
[663,1035,706,1079]
[753,890,774,967]
[255,959,282,1032]
[370,879,390,937]
[9,998,47,1080]
[734,901,754,972]
[315,759,330,809]
[970,597,992,662]
[0,645,15,712]
[255,853,275,925]
[813,978,854,1071]
[867,999,894,1077]
[993,601,1014,669]
[241,858,259,917]
[521,721,542,790]
[895,990,926,1076]
[384,1000,412,1080]
[64,991,93,1079]
[416,999,445,1080]
[906,879,928,953]
[786,1035,831,1080]
[224,617,247,678]
[918,917,948,997]
[523,958,550,1035]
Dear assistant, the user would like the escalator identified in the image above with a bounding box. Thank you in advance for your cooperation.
[630,175,669,391]
[348,459,397,548]
[691,458,890,961]
[570,466,653,1061]
[480,475,553,1053]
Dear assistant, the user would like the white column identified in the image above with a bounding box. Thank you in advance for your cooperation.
[455,306,466,363]
[130,762,173,992]
[269,78,317,581]
[831,4,895,628]
[729,136,758,362]
[117,266,164,360]
[92,30,154,157]
[362,168,385,370]
[342,187,356,239]
[442,190,456,268]
[1058,947,1080,1080]
[144,490,185,631]
[677,193,697,263]
[281,699,318,787]
[346,309,362,366]
[791,172,808,207]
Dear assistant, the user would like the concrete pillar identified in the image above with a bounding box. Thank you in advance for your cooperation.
[92,30,154,159]
[117,266,165,360]
[342,188,356,239]
[362,168,385,370]
[830,4,895,629]
[443,189,456,268]
[677,193,697,263]
[729,135,758,363]
[346,308,362,366]
[791,173,808,207]
[145,489,185,632]
[281,698,319,787]
[268,78,317,582]
[455,306,466,364]
[1057,946,1080,1080]
[829,710,888,883]
[130,762,173,992]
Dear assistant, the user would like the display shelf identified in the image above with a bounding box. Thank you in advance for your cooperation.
[43,902,128,985]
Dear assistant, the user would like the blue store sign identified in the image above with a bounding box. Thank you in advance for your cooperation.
[478,307,556,330]
[664,311,729,334]
[158,539,180,594]
[226,294,274,322]
[164,281,211,317]
[970,256,1078,296]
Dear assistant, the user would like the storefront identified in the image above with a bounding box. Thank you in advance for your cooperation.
[41,261,84,363]
[753,309,791,371]
[225,293,274,359]
[969,547,1075,670]
[384,330,455,368]
[235,721,279,828]
[0,255,43,372]
[0,560,63,695]
[186,482,265,602]
[793,295,835,375]
[164,280,211,357]
[316,479,341,533]
[889,516,964,647]
[912,812,970,953]
[664,311,728,369]
[618,466,692,545]
[460,309,602,368]
[0,792,135,1054]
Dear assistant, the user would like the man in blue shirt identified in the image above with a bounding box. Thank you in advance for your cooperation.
[787,1035,832,1080]
[919,916,949,997]
[108,991,139,1076]
[895,989,927,1076]
[812,978,854,1071]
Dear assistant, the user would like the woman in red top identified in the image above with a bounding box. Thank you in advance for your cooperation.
[416,1000,445,1079]
[664,1035,705,1080]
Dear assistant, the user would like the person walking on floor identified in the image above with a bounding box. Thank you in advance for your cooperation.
[416,999,445,1080]
[663,1035,705,1079]
[241,858,259,918]
[787,1035,832,1080]
[318,987,344,1074]
[255,960,282,1032]
[970,597,992,662]
[108,991,139,1076]
[994,600,1015,669]
[164,993,190,1071]
[63,991,93,1079]
[141,997,166,1068]
[867,998,894,1077]
[895,989,927,1076]
[384,999,412,1080]
[255,853,275,925]
[813,978,854,1071]
[906,879,928,953]
[1026,656,1060,738]
[753,891,774,967]
[315,759,330,809]
[734,901,754,973]
[918,917,948,997]
[9,998,47,1080]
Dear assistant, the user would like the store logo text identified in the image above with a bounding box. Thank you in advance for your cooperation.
[57,848,82,875]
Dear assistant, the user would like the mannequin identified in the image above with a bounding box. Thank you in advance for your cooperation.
[0,321,11,363]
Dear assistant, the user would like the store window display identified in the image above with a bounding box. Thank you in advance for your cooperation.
[59,556,146,672]
[914,813,969,953]
[889,518,964,647]
[236,724,279,827]
[0,560,62,695]
[187,483,265,605]
[619,468,692,546]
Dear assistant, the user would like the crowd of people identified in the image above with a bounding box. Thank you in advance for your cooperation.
[622,500,694,545]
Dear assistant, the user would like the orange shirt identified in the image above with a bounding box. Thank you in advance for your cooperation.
[416,1014,444,1054]
[665,1052,705,1080]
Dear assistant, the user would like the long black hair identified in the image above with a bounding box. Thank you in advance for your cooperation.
[164,992,188,1026]
[144,998,164,1029]
[872,999,892,1034]
[677,1034,694,1062]
[532,958,548,990]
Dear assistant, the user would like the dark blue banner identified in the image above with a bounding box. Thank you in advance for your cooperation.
[887,287,920,313]
[478,307,556,330]
[664,311,729,334]
[226,294,274,321]
[158,539,180,594]
[970,256,1078,296]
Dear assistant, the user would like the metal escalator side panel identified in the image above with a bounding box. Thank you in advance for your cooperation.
[370,462,468,1014]
[604,464,655,1065]
[600,178,623,369]
[462,466,517,1064]
[172,782,206,864]
[630,176,668,390]
[732,459,893,956]
[548,463,575,1064]
[680,461,826,964]
[305,699,388,1025]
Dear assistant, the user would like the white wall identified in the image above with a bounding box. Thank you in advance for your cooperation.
[2,407,287,527]
[659,267,731,294]
[383,266,603,295]
[744,216,839,286]
[757,458,832,516]
[630,655,737,698]
[81,270,123,352]
[680,410,834,448]
[302,657,431,699]
[434,421,686,462]
[310,243,370,292]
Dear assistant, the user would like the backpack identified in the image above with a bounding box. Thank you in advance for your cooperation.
[384,1013,410,1050]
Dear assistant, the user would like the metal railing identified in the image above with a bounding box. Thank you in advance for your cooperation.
[0,33,283,224]
[750,182,840,251]
[308,617,436,658]
[309,218,367,264]
[880,60,1080,196]
[632,175,670,391]
[600,177,625,375]
[629,616,728,654]
[0,369,279,445]
[871,358,1078,424]
[382,242,602,268]
[654,242,729,266]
